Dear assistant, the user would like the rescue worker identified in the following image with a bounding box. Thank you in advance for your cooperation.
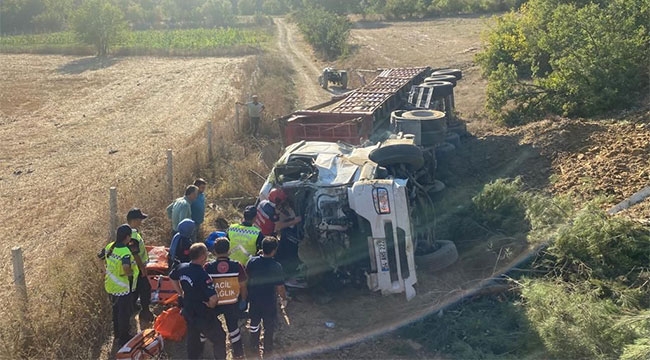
[166,185,199,237]
[168,218,195,272]
[236,95,265,137]
[190,178,207,242]
[102,224,139,347]
[254,188,301,237]
[246,236,288,356]
[205,237,248,359]
[169,243,226,360]
[228,205,264,264]
[204,217,230,251]
[126,208,154,322]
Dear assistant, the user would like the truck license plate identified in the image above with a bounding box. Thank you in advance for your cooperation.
[376,239,389,272]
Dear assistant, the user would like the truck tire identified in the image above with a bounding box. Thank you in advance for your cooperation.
[319,74,328,89]
[401,110,447,132]
[447,121,469,137]
[369,143,424,170]
[415,240,458,272]
[340,71,348,89]
[424,74,457,87]
[423,81,454,97]
[432,68,463,80]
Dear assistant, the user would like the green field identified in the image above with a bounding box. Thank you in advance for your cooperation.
[0,27,271,55]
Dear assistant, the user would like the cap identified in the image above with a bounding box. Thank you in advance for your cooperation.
[243,205,257,219]
[127,208,148,220]
[252,94,258,98]
[116,224,132,242]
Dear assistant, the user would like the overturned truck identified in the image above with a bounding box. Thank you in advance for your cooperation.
[266,67,465,300]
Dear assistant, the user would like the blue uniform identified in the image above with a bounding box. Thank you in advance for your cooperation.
[246,256,284,354]
[170,262,226,359]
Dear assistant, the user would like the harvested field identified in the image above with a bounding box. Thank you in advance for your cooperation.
[0,54,246,282]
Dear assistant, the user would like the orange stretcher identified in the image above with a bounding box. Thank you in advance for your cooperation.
[145,246,178,304]
[116,328,164,359]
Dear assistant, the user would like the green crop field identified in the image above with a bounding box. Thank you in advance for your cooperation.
[0,27,271,55]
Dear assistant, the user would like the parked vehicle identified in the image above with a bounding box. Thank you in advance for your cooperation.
[318,67,348,90]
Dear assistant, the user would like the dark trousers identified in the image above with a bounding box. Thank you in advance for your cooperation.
[249,302,277,353]
[217,304,243,357]
[277,237,300,278]
[133,275,151,309]
[250,116,260,137]
[110,293,133,346]
[184,314,226,360]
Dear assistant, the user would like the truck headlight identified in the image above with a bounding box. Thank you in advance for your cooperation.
[373,187,391,214]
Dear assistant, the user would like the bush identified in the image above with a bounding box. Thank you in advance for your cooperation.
[72,0,128,56]
[549,203,650,280]
[294,6,350,59]
[522,279,639,359]
[476,0,650,125]
[471,177,530,235]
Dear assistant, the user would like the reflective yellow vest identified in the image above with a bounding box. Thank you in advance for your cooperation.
[131,229,149,263]
[104,242,139,296]
[227,223,260,264]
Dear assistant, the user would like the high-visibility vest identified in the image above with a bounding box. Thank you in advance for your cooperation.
[227,224,260,264]
[131,229,149,263]
[105,242,139,296]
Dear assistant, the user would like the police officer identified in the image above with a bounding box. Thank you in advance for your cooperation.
[170,243,226,359]
[126,208,154,322]
[205,238,248,359]
[246,236,288,356]
[227,206,264,264]
[102,224,139,347]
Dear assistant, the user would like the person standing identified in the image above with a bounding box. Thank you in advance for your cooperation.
[228,205,264,265]
[246,236,288,356]
[168,219,195,272]
[101,224,139,347]
[191,178,207,242]
[236,95,265,137]
[126,208,155,322]
[169,243,226,360]
[166,185,199,236]
[205,237,248,359]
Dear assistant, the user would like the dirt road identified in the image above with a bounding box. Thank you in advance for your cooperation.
[274,18,328,108]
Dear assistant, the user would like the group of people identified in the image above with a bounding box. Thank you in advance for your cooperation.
[101,179,305,359]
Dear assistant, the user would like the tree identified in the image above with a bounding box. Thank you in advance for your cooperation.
[72,0,128,56]
[476,0,650,125]
[295,6,351,59]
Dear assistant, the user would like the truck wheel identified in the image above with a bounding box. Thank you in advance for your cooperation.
[319,75,328,89]
[432,68,463,80]
[423,81,454,97]
[415,240,458,272]
[369,143,424,170]
[424,74,457,87]
[447,121,469,137]
[340,71,348,89]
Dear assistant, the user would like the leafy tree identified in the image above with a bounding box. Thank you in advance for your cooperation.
[383,0,418,19]
[0,0,45,34]
[477,0,650,125]
[200,0,234,27]
[295,6,351,59]
[72,0,127,56]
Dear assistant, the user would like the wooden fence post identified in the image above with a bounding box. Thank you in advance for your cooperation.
[207,121,213,163]
[109,187,117,241]
[12,247,27,315]
[235,105,240,134]
[167,149,174,201]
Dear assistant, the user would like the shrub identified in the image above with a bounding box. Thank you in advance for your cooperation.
[476,0,650,125]
[549,203,650,280]
[522,279,638,359]
[72,0,128,56]
[294,6,351,59]
[471,177,530,235]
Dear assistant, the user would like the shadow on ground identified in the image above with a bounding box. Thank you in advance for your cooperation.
[57,56,120,75]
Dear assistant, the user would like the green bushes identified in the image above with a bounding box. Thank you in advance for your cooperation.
[294,6,351,59]
[477,0,650,125]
